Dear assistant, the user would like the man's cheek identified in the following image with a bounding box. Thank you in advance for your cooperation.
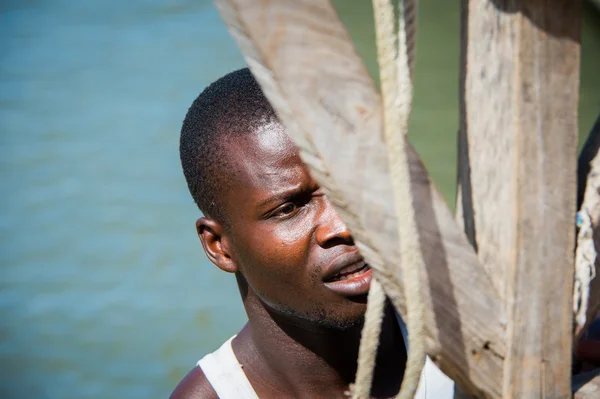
[271,218,313,244]
[258,237,305,267]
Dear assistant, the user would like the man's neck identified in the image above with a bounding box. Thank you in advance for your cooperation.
[233,293,406,398]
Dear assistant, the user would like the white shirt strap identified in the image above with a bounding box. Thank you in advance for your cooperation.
[197,336,259,399]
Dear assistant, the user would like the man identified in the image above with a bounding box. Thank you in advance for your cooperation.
[171,68,453,398]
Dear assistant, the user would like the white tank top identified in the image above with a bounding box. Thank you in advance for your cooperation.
[197,333,455,398]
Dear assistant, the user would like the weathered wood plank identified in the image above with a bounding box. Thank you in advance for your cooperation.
[458,0,581,397]
[214,0,504,397]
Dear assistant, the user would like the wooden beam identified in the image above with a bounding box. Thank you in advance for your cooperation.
[458,0,581,397]
[214,0,504,396]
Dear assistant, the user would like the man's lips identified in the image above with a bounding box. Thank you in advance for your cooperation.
[322,252,372,296]
[323,268,372,296]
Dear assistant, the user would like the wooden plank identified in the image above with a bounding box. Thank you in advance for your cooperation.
[458,0,581,397]
[214,0,504,397]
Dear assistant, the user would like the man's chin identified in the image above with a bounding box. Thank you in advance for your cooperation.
[347,293,369,305]
[269,302,367,331]
[317,315,365,331]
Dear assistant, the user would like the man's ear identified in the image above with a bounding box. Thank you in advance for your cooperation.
[196,217,238,273]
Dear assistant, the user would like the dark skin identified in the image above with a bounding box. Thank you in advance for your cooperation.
[171,123,406,398]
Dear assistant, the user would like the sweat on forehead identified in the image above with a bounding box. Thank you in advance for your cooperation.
[179,67,282,223]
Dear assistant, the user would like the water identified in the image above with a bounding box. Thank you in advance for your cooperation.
[1,1,598,398]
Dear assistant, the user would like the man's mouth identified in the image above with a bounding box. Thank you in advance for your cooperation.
[322,253,373,296]
[324,263,371,282]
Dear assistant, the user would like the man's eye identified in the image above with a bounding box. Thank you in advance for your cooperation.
[273,203,297,217]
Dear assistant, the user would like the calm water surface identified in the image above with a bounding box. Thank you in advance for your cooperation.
[1,1,599,398]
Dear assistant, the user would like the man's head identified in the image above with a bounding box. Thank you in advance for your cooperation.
[180,68,278,224]
[180,68,372,330]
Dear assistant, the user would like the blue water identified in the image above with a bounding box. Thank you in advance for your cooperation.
[1,1,599,398]
[1,2,247,398]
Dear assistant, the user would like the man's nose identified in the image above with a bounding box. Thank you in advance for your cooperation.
[315,197,354,247]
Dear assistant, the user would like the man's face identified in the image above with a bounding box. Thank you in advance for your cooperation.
[219,123,372,329]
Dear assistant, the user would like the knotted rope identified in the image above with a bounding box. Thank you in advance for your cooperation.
[351,0,425,398]
[575,154,600,336]
[575,207,597,336]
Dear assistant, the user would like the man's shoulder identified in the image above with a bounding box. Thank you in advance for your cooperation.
[169,366,218,399]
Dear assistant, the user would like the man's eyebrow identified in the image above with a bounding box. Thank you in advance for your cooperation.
[256,185,305,209]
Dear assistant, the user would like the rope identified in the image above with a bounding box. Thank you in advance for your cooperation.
[351,279,387,398]
[574,152,600,337]
[575,207,597,335]
[352,0,425,398]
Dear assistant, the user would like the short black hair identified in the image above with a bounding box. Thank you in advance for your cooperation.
[180,67,278,223]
